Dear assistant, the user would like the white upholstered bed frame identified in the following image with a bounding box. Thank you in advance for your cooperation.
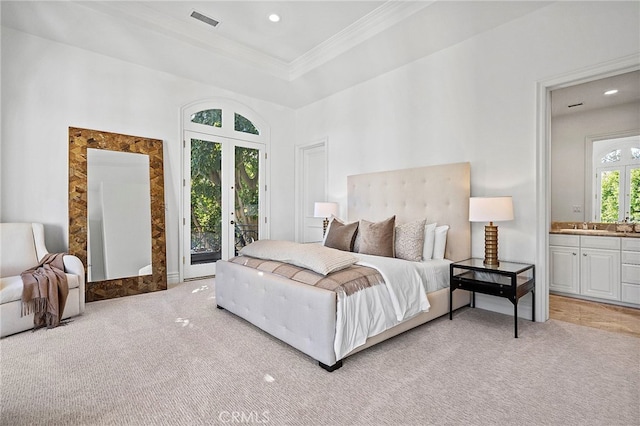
[215,162,471,371]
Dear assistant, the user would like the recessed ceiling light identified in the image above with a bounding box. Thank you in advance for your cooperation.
[604,89,619,95]
[268,14,280,23]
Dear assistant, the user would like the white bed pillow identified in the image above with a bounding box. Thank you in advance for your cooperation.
[395,218,426,261]
[432,225,450,260]
[422,222,437,260]
[240,239,358,276]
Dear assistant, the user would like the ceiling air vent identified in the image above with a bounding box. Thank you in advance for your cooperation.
[190,10,219,28]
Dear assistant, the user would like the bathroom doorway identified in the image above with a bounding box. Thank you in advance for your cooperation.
[549,70,640,328]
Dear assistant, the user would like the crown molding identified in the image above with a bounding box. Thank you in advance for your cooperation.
[288,1,434,80]
[75,1,291,80]
[76,1,434,83]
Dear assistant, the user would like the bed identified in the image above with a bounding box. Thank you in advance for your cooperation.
[215,162,471,371]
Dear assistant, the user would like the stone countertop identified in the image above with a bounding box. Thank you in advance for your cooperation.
[549,229,640,238]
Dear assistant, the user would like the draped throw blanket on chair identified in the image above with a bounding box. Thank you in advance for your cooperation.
[21,253,69,329]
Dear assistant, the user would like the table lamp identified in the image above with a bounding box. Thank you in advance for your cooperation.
[469,196,514,266]
[313,202,339,237]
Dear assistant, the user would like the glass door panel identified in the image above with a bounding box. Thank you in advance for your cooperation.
[597,168,620,222]
[184,134,225,279]
[190,138,222,266]
[626,166,640,222]
[232,145,260,256]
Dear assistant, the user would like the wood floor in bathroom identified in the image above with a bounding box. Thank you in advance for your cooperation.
[549,294,640,338]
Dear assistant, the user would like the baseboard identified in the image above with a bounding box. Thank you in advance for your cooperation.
[167,272,180,285]
[474,292,534,320]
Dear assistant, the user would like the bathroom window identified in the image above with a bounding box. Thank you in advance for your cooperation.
[601,149,621,163]
[593,136,640,222]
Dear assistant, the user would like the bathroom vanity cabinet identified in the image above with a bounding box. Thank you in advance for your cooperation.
[549,234,640,306]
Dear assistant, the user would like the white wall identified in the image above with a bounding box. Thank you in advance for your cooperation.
[0,27,296,281]
[551,103,640,222]
[295,2,639,315]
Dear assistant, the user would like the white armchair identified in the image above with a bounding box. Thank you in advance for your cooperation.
[0,223,85,337]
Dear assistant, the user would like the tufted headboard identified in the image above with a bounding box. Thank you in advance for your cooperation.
[347,162,471,262]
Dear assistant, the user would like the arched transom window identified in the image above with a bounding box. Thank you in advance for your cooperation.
[188,109,260,136]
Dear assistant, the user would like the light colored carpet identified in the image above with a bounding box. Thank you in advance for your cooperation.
[1,279,638,426]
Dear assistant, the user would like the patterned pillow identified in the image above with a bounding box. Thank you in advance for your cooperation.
[357,216,396,257]
[395,219,427,261]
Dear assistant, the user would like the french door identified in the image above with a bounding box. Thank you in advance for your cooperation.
[183,131,265,279]
[595,165,640,222]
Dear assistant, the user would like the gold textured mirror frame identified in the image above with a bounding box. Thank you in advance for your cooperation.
[69,127,167,302]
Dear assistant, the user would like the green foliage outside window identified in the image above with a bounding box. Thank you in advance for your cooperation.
[599,168,640,223]
[600,171,619,222]
[190,140,260,257]
[191,109,222,127]
[191,139,222,255]
[630,168,640,221]
[235,113,259,135]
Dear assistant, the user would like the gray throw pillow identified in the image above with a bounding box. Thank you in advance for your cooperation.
[357,216,396,257]
[324,220,359,252]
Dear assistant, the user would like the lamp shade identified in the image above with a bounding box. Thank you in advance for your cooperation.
[313,202,338,218]
[469,197,514,222]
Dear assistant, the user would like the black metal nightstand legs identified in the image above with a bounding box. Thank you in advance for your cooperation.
[450,259,535,338]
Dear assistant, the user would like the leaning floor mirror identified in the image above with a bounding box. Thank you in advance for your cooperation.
[69,127,167,302]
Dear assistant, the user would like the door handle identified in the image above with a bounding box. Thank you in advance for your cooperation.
[230,220,235,225]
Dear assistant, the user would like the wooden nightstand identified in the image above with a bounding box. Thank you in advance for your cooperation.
[450,258,535,338]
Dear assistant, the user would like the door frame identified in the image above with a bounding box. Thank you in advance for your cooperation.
[537,53,639,322]
[180,99,270,281]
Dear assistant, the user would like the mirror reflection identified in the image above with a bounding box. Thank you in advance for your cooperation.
[87,149,152,282]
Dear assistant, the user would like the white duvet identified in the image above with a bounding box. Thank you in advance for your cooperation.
[334,254,451,360]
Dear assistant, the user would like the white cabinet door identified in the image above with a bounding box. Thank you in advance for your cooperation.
[580,248,620,301]
[549,246,580,294]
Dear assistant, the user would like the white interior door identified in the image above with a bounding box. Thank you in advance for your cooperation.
[183,131,265,279]
[296,141,327,243]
